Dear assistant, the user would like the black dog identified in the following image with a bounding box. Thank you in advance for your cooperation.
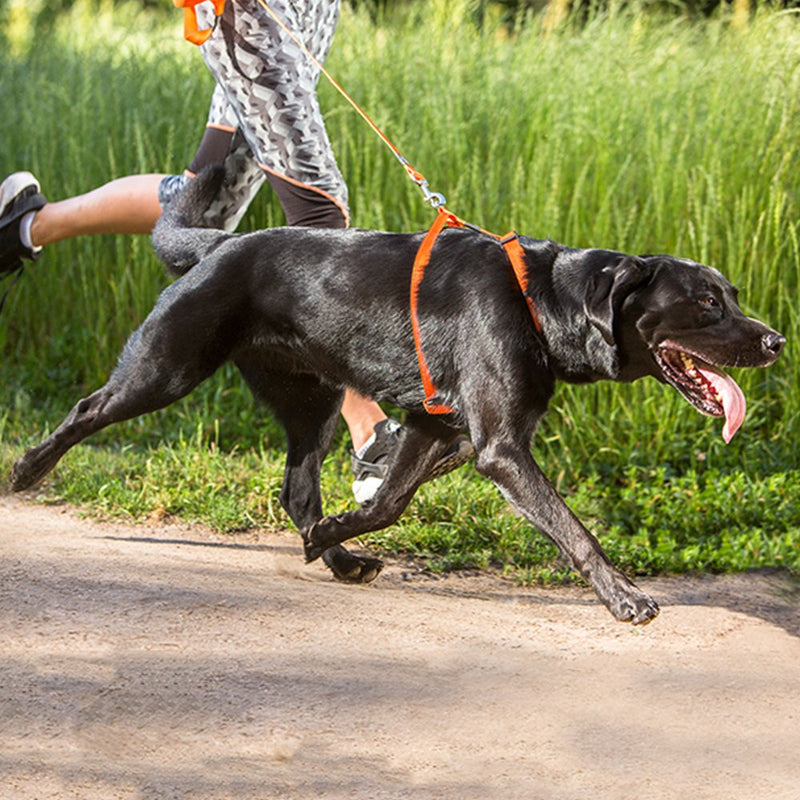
[11,168,785,624]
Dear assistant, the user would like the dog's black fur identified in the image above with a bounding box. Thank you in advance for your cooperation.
[11,168,785,624]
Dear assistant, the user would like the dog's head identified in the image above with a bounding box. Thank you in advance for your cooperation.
[583,255,785,442]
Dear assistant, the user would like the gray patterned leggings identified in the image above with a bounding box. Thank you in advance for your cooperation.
[159,0,348,230]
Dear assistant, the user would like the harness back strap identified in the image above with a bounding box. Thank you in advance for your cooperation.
[411,213,543,416]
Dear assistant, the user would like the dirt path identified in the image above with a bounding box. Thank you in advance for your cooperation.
[1,494,798,800]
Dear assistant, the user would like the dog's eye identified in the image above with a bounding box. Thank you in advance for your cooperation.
[700,296,718,308]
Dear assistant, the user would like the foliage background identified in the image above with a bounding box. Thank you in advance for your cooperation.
[0,0,798,579]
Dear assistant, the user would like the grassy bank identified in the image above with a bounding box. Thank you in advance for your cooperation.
[0,1,798,578]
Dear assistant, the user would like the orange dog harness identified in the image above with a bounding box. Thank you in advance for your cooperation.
[411,209,543,415]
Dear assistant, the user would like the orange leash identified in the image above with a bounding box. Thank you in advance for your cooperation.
[176,0,542,416]
[172,0,445,210]
[175,0,447,208]
[252,0,448,208]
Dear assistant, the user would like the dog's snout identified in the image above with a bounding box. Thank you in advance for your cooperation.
[762,331,786,358]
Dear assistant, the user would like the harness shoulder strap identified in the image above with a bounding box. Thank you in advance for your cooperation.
[410,209,463,415]
[500,232,543,333]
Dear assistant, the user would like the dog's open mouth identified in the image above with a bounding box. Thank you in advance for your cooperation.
[654,345,746,443]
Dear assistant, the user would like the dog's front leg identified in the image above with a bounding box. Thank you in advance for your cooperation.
[475,440,659,624]
[302,418,456,563]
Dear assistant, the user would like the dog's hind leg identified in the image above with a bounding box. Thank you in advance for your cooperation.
[10,374,211,492]
[10,364,223,492]
[10,389,114,491]
[301,414,458,563]
[236,361,383,584]
[11,295,231,492]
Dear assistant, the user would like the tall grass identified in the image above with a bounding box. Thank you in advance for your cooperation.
[0,1,798,576]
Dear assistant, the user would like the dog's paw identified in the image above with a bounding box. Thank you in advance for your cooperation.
[323,546,383,584]
[342,558,383,584]
[302,515,352,563]
[609,589,660,626]
[9,458,40,492]
[302,519,343,564]
[304,534,384,584]
[302,529,326,564]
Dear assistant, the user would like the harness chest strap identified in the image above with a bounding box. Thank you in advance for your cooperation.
[411,210,543,415]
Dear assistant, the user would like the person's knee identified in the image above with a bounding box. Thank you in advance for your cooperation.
[266,172,348,229]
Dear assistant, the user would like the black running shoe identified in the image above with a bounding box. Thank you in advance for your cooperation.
[0,172,46,275]
[351,418,474,504]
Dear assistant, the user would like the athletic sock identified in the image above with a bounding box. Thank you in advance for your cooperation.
[355,432,377,460]
[19,211,41,254]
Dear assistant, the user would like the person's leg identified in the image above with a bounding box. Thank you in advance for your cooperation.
[0,171,166,274]
[199,1,388,450]
[341,390,388,452]
[198,0,471,497]
[0,80,264,267]
[29,174,165,246]
[198,0,349,221]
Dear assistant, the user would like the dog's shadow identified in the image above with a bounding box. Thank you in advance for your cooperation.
[103,535,799,638]
[102,534,300,557]
[643,569,800,638]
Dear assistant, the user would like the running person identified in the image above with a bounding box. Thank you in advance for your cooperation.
[0,0,471,502]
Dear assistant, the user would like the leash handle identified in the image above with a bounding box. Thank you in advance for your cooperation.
[173,0,225,45]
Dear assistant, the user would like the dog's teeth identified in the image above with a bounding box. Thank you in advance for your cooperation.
[679,352,702,384]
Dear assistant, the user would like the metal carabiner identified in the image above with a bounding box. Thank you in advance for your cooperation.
[418,180,446,209]
[396,157,447,209]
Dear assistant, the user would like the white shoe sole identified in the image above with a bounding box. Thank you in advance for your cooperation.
[0,171,40,213]
[352,438,474,505]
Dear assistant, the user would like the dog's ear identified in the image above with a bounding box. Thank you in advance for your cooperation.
[583,256,650,346]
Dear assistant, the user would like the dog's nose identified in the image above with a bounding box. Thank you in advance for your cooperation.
[762,331,786,357]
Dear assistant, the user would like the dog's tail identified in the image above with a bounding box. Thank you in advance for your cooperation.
[152,165,228,277]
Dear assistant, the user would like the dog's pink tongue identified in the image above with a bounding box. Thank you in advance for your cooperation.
[697,365,746,443]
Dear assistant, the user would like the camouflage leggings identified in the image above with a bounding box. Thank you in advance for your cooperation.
[159,0,348,230]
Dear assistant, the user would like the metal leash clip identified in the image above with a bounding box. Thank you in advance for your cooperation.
[417,180,446,209]
[398,158,447,209]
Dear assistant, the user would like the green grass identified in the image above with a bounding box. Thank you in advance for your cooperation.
[0,1,798,580]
